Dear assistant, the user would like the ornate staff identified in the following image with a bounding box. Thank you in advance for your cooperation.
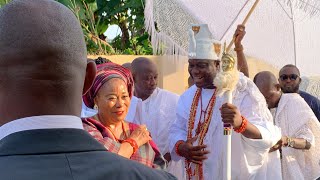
[214,42,239,180]
[215,1,261,179]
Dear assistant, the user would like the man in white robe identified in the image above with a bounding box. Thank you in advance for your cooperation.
[125,96,143,123]
[129,57,185,179]
[169,24,281,180]
[81,100,98,118]
[254,71,320,180]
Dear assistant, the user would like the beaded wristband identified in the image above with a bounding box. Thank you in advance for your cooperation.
[175,140,184,157]
[123,138,139,154]
[234,116,248,133]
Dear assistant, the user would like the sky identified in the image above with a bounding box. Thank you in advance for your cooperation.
[104,25,122,40]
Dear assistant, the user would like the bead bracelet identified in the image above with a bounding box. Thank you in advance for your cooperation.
[123,138,139,154]
[175,140,184,157]
[234,116,248,133]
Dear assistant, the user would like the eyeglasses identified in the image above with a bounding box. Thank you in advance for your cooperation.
[279,74,299,81]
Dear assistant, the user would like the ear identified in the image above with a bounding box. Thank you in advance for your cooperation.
[132,71,139,83]
[215,61,220,71]
[132,74,137,83]
[82,61,96,95]
[298,77,302,84]
[275,83,281,92]
[93,96,98,107]
[189,72,193,78]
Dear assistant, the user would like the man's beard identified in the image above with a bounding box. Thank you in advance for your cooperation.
[281,85,299,93]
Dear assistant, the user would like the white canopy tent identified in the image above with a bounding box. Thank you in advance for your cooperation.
[145,0,320,76]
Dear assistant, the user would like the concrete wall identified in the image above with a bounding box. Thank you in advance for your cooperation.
[88,55,279,95]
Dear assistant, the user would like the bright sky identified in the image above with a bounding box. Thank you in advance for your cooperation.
[104,25,122,40]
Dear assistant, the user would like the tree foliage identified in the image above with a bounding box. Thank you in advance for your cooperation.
[96,0,152,55]
[56,0,115,55]
[0,0,153,55]
[57,0,153,55]
[0,0,11,8]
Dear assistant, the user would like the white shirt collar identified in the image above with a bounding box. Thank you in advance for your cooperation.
[0,115,83,141]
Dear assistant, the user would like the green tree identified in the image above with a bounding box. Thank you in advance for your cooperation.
[96,0,153,55]
[57,0,115,55]
[0,0,153,55]
[59,0,153,55]
[0,0,11,8]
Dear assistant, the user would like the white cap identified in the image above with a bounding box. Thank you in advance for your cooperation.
[188,24,221,60]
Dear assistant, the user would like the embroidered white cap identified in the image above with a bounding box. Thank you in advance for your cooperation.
[188,24,222,61]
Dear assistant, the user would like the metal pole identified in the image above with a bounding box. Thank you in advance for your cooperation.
[289,0,297,66]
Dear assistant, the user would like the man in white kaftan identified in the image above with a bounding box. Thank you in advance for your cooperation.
[135,87,185,179]
[169,24,281,180]
[125,96,143,123]
[170,74,281,180]
[254,71,320,180]
[81,100,98,118]
[274,94,320,180]
[129,57,185,179]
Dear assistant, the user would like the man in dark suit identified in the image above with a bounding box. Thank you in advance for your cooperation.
[0,1,175,180]
[279,64,320,121]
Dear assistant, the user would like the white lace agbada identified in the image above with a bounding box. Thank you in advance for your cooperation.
[274,93,320,180]
[169,73,282,180]
[129,88,185,179]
